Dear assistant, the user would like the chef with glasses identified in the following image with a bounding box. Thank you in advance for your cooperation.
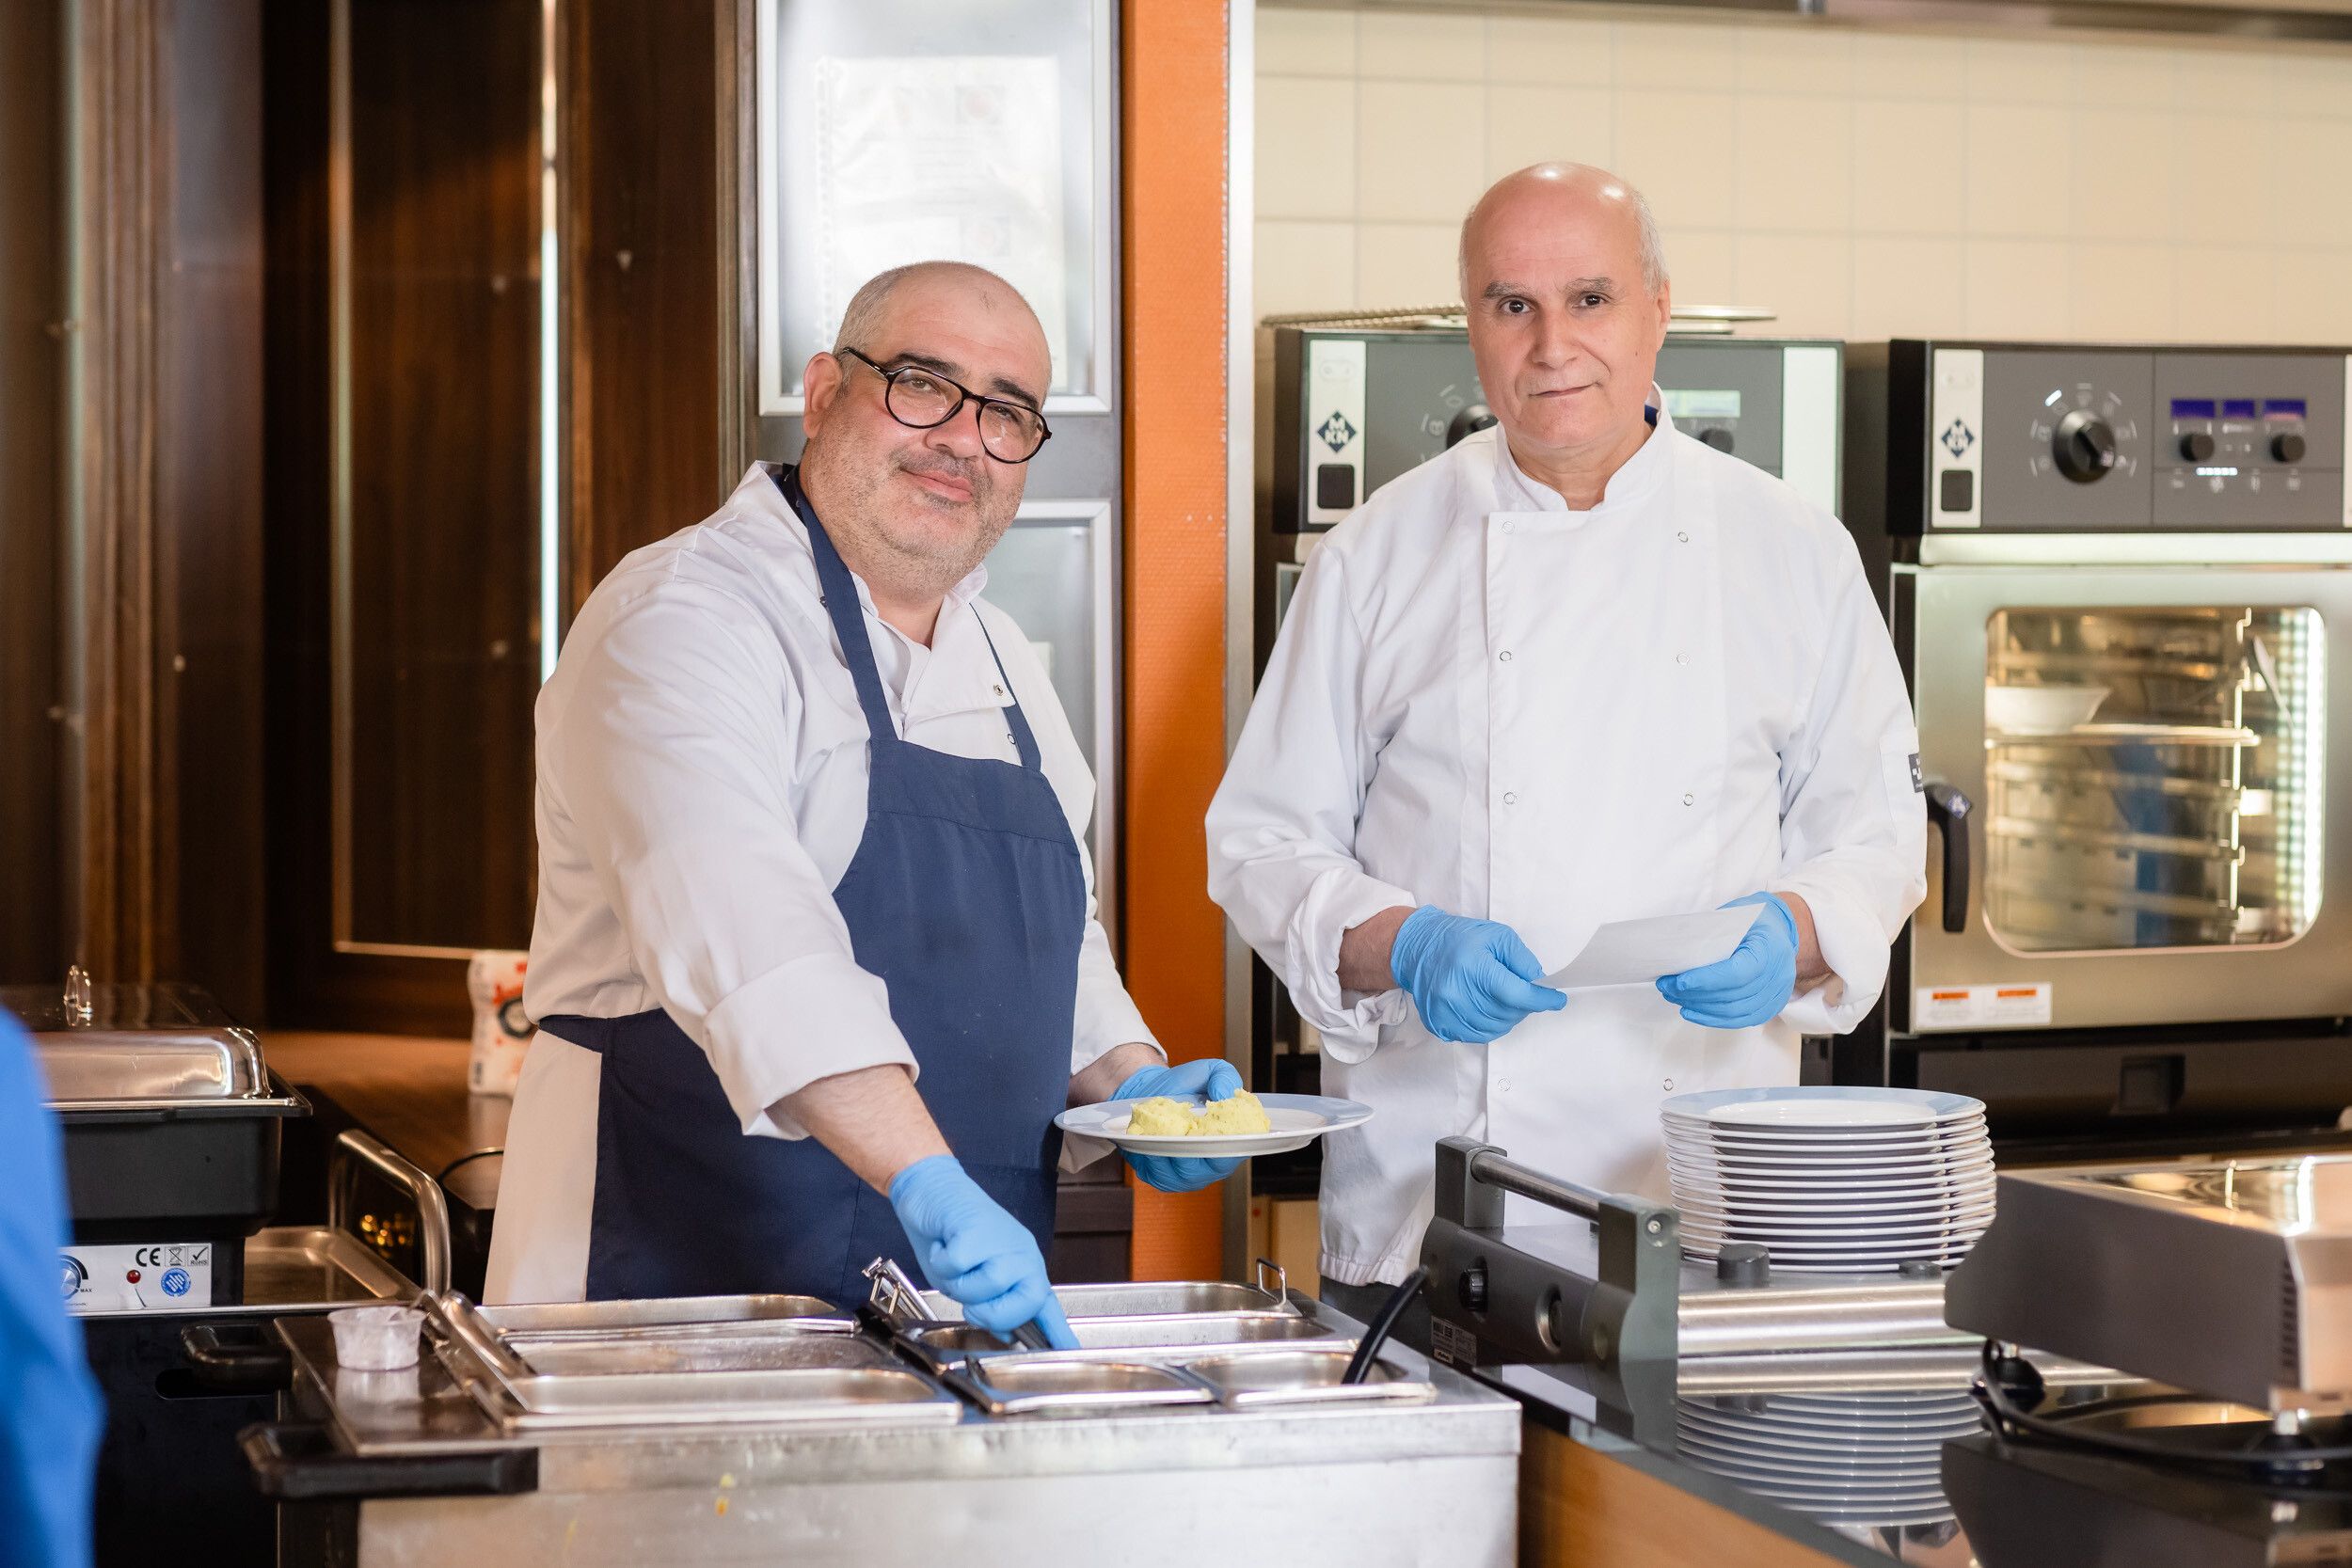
[487,261,1242,1343]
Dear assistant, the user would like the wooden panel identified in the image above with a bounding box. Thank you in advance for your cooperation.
[157,0,268,1017]
[1520,1419,1849,1568]
[1120,0,1231,1281]
[263,0,539,1032]
[0,0,65,984]
[342,0,542,952]
[564,0,724,609]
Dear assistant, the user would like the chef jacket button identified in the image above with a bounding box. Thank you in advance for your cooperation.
[1498,1079,1512,1094]
[1663,1078,1676,1092]
[1498,649,1512,662]
[993,683,1004,696]
[1502,519,1516,534]
[1502,791,1518,806]
[1675,652,1689,666]
[1682,792,1694,806]
[1677,531,1690,544]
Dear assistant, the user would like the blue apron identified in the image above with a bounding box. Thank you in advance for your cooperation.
[544,467,1088,1306]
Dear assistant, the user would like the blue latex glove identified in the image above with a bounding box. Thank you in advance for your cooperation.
[1114,1057,1247,1194]
[887,1154,1077,1349]
[1656,893,1800,1028]
[1388,906,1567,1044]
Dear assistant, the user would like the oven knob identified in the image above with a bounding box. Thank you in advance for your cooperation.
[2053,409,2119,483]
[1697,427,1735,454]
[2179,431,2216,463]
[2274,432,2308,464]
[1445,402,1497,449]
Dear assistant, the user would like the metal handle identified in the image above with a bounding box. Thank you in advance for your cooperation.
[331,1129,452,1295]
[181,1323,293,1393]
[239,1420,534,1501]
[1925,783,1974,935]
[1467,1148,1606,1221]
[63,965,92,1025]
[1254,1257,1290,1309]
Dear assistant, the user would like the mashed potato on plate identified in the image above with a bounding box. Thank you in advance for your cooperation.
[1124,1088,1272,1137]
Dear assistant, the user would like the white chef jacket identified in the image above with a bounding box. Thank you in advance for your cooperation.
[1206,409,1927,1287]
[485,463,1155,1304]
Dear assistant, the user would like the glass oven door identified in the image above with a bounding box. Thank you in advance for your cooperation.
[1904,564,2352,1033]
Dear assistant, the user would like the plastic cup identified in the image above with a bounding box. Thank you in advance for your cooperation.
[330,1305,422,1370]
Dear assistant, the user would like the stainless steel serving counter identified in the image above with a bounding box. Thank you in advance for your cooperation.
[261,1288,1522,1566]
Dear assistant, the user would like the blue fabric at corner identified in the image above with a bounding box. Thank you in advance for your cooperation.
[0,1008,103,1568]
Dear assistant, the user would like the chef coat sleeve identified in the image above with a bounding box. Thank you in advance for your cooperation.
[1206,542,1419,1064]
[539,584,917,1140]
[976,605,1161,1080]
[1769,545,1931,1035]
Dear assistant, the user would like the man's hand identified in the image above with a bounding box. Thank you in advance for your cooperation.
[1383,906,1566,1044]
[1657,893,1804,1028]
[887,1155,1077,1349]
[1110,1058,1246,1193]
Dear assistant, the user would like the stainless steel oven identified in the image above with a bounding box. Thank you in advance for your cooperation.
[1837,340,2352,1141]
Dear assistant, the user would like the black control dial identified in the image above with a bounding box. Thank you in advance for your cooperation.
[2274,432,2308,465]
[1445,403,1497,449]
[1697,427,1736,454]
[2054,408,2120,483]
[2178,431,2216,463]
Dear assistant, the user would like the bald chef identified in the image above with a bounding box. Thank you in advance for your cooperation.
[1207,165,1927,1324]
[488,261,1242,1343]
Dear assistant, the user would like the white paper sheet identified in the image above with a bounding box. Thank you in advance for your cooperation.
[1540,907,1764,991]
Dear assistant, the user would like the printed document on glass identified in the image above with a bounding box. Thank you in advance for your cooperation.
[1541,907,1763,991]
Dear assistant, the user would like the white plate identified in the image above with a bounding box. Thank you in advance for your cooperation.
[1053,1091,1373,1157]
[1669,1148,1994,1173]
[1667,1129,1990,1152]
[1664,1118,1988,1145]
[1670,1169,1999,1196]
[1664,1086,1985,1128]
[1676,1209,1995,1236]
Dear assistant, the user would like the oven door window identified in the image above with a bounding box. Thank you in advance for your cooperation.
[1983,607,2326,954]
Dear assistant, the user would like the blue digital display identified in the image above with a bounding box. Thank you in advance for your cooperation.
[2170,398,2217,419]
[2223,398,2259,419]
[2265,398,2308,419]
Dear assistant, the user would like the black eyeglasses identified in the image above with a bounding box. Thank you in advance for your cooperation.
[835,346,1053,464]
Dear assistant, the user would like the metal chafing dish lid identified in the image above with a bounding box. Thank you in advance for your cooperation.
[1,973,272,1106]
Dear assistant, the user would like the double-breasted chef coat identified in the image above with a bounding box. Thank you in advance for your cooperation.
[1206,404,1928,1289]
[486,464,1154,1305]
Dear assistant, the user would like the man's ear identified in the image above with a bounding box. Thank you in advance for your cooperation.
[803,351,843,436]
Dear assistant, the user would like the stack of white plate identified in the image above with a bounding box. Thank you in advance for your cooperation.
[1675,1387,1971,1528]
[1663,1087,1994,1275]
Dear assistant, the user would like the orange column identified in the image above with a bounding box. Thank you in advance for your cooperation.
[1120,0,1230,1282]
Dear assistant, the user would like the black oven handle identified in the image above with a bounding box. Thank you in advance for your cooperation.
[1923,783,1974,934]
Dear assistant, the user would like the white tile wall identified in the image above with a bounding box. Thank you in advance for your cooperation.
[1254,7,2352,344]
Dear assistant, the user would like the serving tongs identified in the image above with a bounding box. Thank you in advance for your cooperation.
[862,1257,1053,1354]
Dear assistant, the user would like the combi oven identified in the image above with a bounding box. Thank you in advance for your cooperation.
[1837,341,2352,1143]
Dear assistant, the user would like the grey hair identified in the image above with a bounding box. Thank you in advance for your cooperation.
[1456,164,1670,303]
[832,259,1036,356]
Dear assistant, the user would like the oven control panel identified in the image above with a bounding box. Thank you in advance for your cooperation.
[1922,344,2350,531]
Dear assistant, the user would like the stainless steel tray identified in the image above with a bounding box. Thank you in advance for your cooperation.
[507,1332,898,1377]
[485,1368,964,1432]
[472,1293,852,1337]
[941,1355,1216,1417]
[916,1259,1295,1322]
[245,1226,417,1310]
[1184,1350,1437,1409]
[894,1311,1350,1370]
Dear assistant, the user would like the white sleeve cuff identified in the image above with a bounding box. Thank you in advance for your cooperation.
[1285,867,1419,1065]
[702,952,918,1140]
[1773,879,1888,1035]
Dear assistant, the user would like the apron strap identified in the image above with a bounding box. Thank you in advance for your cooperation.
[971,613,1042,773]
[781,467,900,744]
[778,466,1041,774]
